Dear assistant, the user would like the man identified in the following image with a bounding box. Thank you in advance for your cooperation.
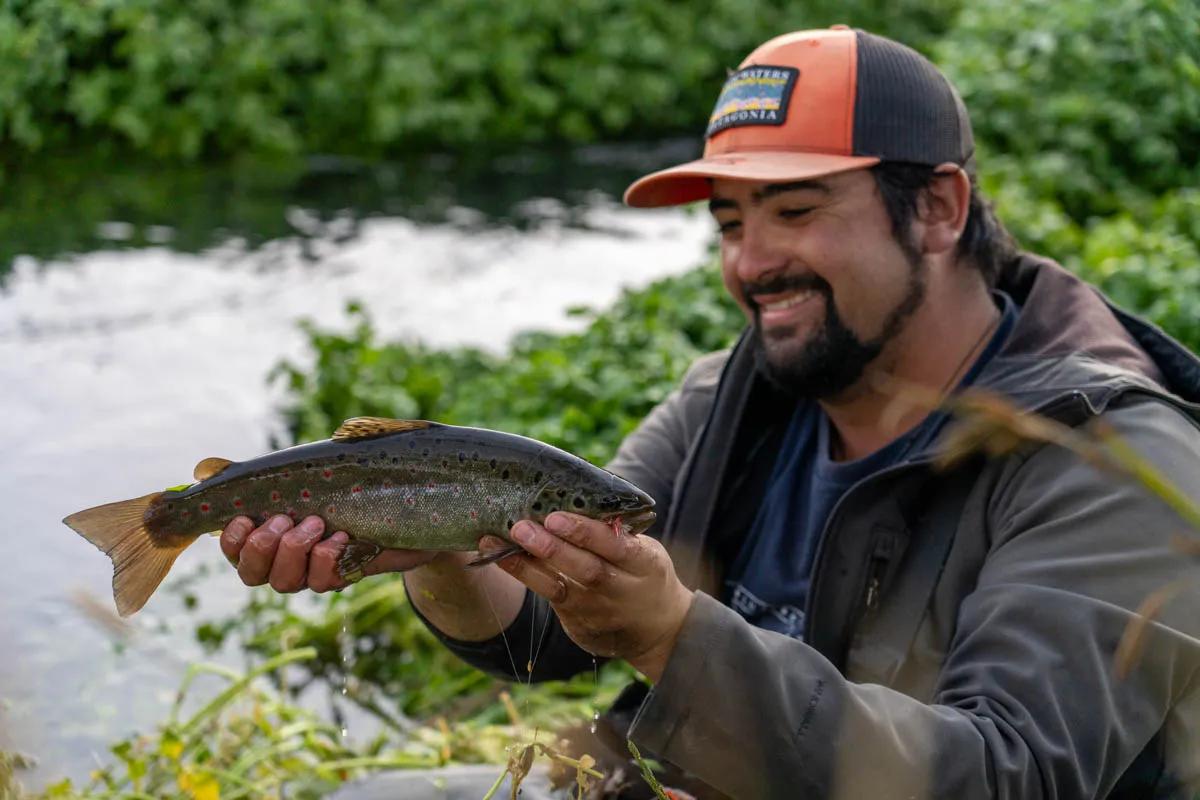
[222,27,1200,799]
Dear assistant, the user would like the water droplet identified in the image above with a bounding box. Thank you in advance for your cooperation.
[336,611,356,738]
[591,710,600,734]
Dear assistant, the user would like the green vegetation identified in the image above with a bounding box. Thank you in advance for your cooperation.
[1,0,957,162]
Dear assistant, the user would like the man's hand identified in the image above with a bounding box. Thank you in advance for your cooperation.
[220,514,437,593]
[482,511,695,682]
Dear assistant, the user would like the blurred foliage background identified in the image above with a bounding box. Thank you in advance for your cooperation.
[6,0,1200,796]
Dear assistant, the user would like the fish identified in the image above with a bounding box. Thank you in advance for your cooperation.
[63,417,657,617]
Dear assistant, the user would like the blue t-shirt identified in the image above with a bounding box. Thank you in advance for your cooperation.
[723,292,1018,639]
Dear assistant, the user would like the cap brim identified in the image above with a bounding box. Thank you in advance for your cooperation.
[623,151,881,208]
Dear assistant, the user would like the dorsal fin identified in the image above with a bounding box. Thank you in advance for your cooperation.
[193,457,234,481]
[332,417,434,442]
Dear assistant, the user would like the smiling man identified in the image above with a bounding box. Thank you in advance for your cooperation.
[223,27,1200,800]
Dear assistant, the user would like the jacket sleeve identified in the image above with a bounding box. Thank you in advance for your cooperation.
[407,350,727,682]
[628,396,1200,799]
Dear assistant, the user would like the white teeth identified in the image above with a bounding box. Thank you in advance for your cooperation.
[761,292,813,312]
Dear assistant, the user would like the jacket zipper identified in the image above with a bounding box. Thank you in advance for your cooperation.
[863,534,897,614]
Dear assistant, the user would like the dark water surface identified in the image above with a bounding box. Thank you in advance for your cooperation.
[0,142,712,789]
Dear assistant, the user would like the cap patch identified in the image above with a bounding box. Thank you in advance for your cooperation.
[706,65,798,138]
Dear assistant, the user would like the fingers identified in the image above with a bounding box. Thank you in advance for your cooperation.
[511,519,616,591]
[236,514,296,586]
[220,516,255,567]
[268,516,326,593]
[309,531,351,593]
[545,512,637,567]
[481,535,570,603]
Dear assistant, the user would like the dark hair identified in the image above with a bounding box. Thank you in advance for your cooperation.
[870,162,1016,287]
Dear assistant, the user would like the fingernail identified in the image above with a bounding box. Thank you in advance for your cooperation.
[511,522,536,545]
[267,515,292,533]
[478,535,504,550]
[545,513,571,533]
[227,523,247,546]
[298,516,324,535]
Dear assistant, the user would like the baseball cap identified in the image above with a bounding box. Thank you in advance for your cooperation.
[623,26,975,208]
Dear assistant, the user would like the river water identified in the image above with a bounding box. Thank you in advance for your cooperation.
[0,143,713,789]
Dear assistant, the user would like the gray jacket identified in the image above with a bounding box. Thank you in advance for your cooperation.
[423,254,1200,799]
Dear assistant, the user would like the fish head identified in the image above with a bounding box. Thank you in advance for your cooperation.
[536,467,656,535]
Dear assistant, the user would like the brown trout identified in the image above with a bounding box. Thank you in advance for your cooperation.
[64,417,656,616]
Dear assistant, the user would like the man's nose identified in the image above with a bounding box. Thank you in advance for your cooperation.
[733,226,789,284]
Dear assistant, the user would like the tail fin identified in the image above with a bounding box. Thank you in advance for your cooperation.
[62,492,192,616]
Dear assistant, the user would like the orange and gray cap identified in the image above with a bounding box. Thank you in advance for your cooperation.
[624,26,975,208]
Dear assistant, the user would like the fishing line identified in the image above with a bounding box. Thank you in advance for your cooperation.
[481,581,523,684]
[528,592,555,686]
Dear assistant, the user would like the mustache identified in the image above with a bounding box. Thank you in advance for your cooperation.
[742,273,831,310]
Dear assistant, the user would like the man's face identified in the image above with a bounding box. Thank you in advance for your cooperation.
[709,170,926,399]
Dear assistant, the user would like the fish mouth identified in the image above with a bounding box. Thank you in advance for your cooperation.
[611,508,656,535]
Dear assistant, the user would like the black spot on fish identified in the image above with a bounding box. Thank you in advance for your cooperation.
[305,462,313,469]
[337,454,346,462]
[506,518,515,529]
[422,448,430,457]
[532,501,543,512]
[556,489,566,498]
[166,503,174,511]
[458,452,466,463]
[534,471,543,483]
[573,496,585,509]
[434,437,443,445]
[357,458,369,466]
[501,468,510,480]
[392,457,400,465]
[471,451,480,461]
[408,440,416,449]
[489,458,497,469]
[441,459,449,469]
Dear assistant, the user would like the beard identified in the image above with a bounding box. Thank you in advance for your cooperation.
[749,251,926,401]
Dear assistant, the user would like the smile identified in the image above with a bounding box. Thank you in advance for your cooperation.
[759,291,819,312]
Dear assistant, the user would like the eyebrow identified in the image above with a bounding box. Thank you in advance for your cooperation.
[708,179,832,214]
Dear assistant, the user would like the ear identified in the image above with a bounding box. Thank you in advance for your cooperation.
[916,163,971,256]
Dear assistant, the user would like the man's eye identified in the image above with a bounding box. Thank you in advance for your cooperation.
[779,208,812,219]
[716,220,742,234]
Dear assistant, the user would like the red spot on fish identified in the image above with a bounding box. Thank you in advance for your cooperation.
[326,504,337,514]
[426,481,436,490]
[383,480,392,489]
[322,469,333,479]
[405,496,416,507]
[233,499,243,509]
[301,489,312,500]
[271,491,281,503]
[285,507,296,519]
[385,516,394,525]
[431,512,440,524]
[351,485,363,495]
[469,510,479,520]
[181,510,190,518]
[199,503,211,513]
[452,485,462,497]
[281,471,291,479]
